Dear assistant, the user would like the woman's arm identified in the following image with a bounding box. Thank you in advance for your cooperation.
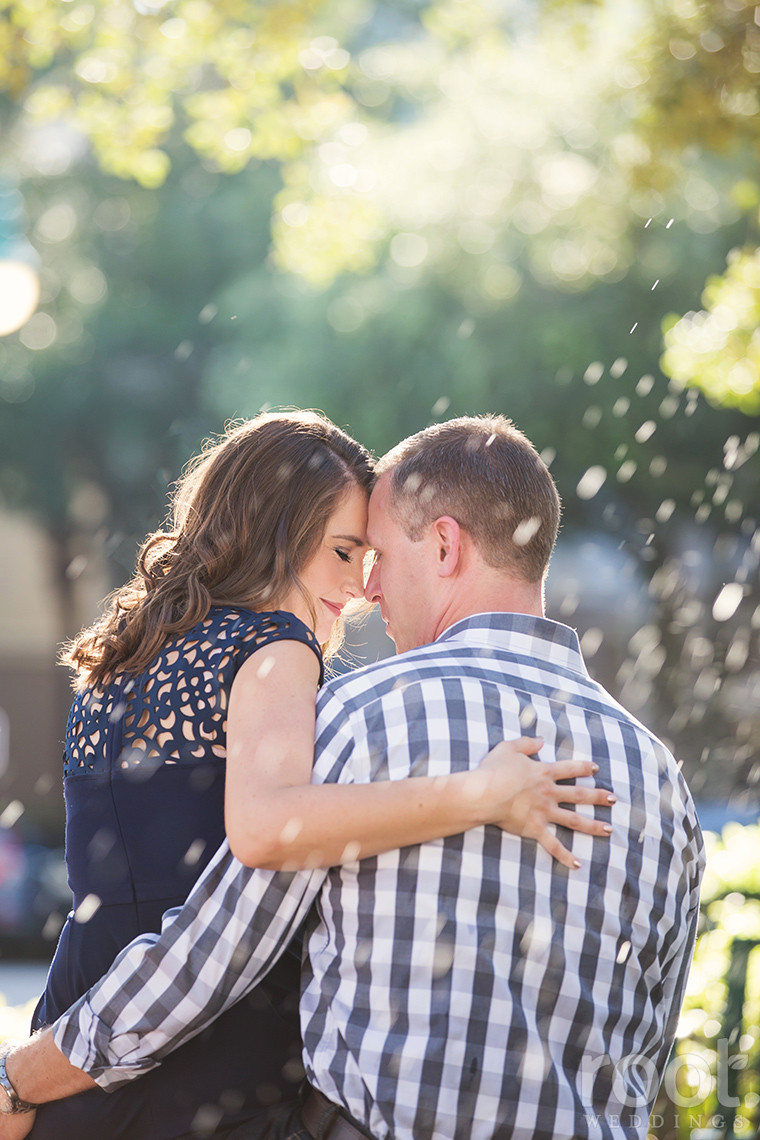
[224,641,614,872]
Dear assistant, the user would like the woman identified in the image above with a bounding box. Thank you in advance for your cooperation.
[29,411,607,1140]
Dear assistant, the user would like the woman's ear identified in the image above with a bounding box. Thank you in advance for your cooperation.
[431,516,462,577]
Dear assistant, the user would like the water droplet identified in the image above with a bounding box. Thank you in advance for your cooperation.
[713,582,743,621]
[339,840,361,863]
[0,800,24,829]
[74,893,102,923]
[616,940,631,964]
[256,656,276,679]
[580,629,603,658]
[635,421,657,443]
[183,839,207,866]
[519,705,538,728]
[513,517,541,546]
[174,340,193,361]
[280,817,304,845]
[576,466,607,500]
[656,500,676,523]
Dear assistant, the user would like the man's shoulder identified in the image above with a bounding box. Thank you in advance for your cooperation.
[318,630,674,763]
[319,640,464,715]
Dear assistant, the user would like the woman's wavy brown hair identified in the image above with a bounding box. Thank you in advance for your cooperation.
[63,411,375,690]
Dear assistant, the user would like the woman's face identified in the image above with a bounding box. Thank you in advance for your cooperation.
[281,483,370,644]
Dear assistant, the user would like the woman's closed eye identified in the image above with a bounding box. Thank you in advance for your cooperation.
[335,548,352,563]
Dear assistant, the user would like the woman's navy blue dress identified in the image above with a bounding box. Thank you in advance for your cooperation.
[30,606,323,1140]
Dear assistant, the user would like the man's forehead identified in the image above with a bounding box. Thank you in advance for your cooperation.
[369,472,391,505]
[367,474,396,543]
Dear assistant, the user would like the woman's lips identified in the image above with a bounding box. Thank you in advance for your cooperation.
[321,599,343,618]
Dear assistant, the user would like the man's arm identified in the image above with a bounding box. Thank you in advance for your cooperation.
[2,841,325,1108]
[0,1029,91,1140]
[0,685,358,1124]
[4,1026,95,1102]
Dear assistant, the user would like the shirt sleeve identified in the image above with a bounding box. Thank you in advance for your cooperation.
[50,677,358,1090]
[311,687,364,785]
[52,841,326,1089]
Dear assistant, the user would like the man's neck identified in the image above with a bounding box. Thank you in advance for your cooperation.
[431,579,545,643]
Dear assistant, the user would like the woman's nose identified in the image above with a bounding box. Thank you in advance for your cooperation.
[343,559,364,598]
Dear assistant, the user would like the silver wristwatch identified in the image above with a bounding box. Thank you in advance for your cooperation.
[0,1046,37,1115]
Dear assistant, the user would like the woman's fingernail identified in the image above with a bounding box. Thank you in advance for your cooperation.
[603,824,613,834]
[573,859,581,869]
[607,794,616,804]
[591,763,599,773]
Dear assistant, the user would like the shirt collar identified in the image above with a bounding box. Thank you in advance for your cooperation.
[434,611,590,678]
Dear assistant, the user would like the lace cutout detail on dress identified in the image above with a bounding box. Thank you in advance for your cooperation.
[64,608,322,778]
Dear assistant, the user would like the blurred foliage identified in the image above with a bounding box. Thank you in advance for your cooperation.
[3,0,760,412]
[632,0,760,173]
[271,0,650,289]
[653,824,760,1139]
[632,0,760,411]
[662,247,760,414]
[1,0,354,186]
[264,0,760,304]
[0,157,284,635]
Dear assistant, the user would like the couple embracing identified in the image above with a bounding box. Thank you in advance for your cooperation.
[0,412,703,1140]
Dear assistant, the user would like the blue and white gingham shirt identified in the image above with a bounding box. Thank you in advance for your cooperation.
[53,613,704,1140]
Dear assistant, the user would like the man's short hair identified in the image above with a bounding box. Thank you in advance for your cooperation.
[375,415,561,582]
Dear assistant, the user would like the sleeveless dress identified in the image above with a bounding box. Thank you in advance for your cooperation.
[30,606,323,1140]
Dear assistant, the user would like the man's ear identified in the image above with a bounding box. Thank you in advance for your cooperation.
[431,516,462,577]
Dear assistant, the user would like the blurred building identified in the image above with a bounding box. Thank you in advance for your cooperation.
[0,507,109,840]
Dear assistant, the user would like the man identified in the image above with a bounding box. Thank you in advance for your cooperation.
[1,415,703,1140]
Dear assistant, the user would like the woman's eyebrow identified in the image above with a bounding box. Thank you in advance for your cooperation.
[330,534,367,546]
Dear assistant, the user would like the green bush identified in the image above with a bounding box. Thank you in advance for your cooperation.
[651,823,760,1140]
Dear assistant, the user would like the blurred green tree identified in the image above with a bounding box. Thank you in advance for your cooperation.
[626,0,760,411]
[5,0,760,339]
[0,0,355,185]
[0,158,280,638]
[662,249,760,415]
[655,823,760,1140]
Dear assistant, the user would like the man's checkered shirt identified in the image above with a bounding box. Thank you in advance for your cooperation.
[53,613,704,1140]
